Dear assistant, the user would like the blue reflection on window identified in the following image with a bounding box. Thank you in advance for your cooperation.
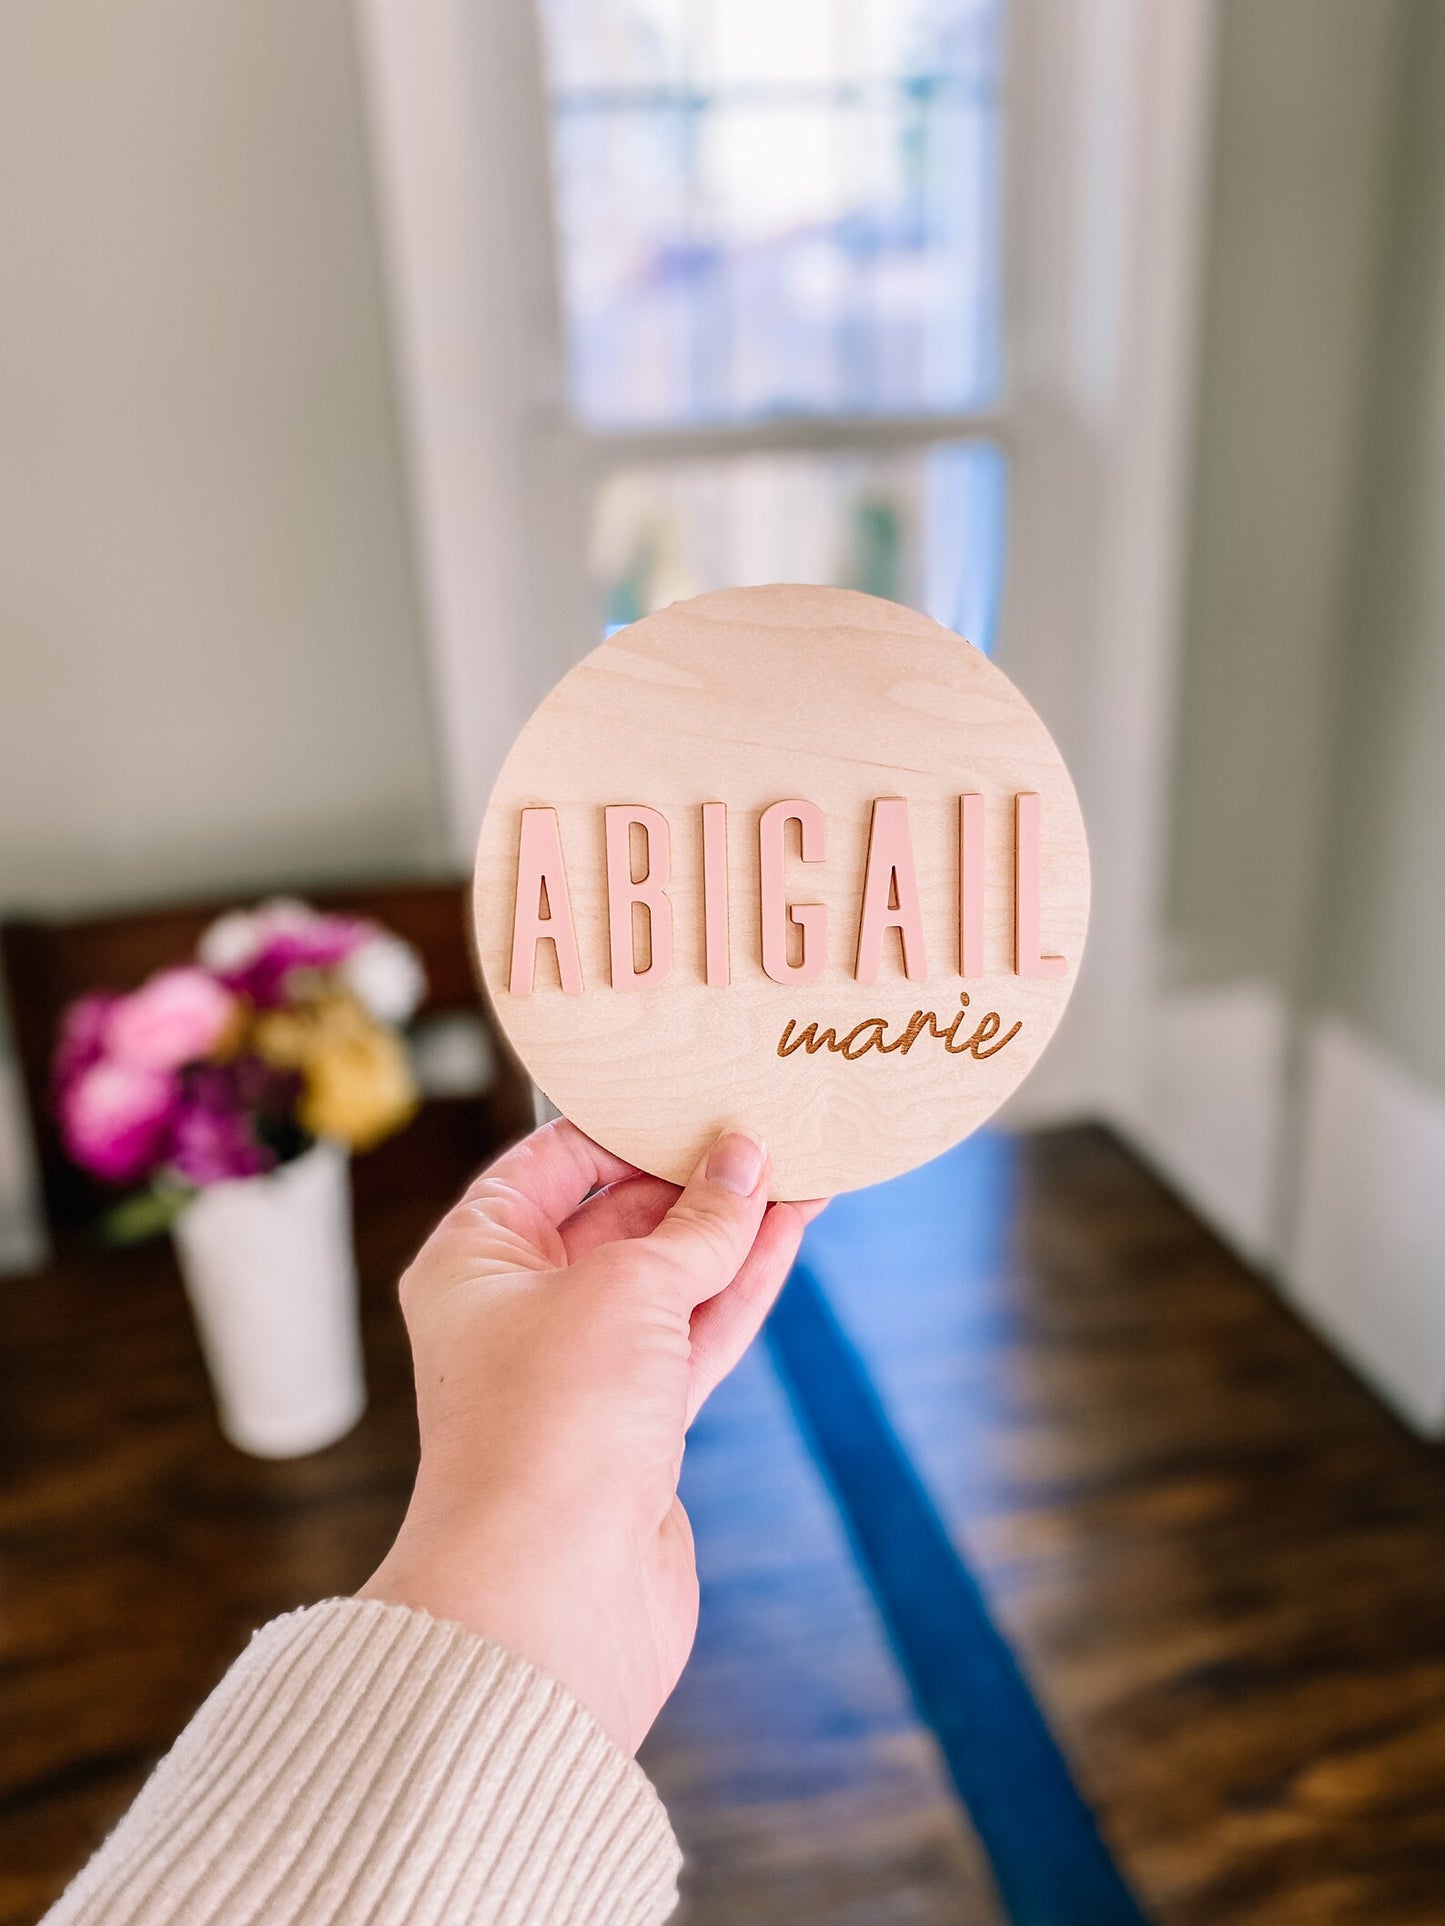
[923,439,1006,653]
[538,0,1005,428]
[590,439,1006,653]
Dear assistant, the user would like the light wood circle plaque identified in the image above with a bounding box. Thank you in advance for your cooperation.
[474,585,1089,1199]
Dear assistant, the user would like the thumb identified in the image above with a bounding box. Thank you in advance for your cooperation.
[641,1131,770,1309]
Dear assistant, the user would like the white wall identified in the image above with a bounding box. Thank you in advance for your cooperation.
[0,0,448,1266]
[1150,0,1445,1435]
[1283,0,1445,1435]
[0,0,446,915]
[1163,0,1402,1001]
[1142,0,1401,1265]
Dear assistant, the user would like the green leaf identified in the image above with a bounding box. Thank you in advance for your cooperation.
[99,1183,194,1247]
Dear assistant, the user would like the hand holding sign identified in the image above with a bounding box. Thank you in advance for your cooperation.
[475,585,1089,1198]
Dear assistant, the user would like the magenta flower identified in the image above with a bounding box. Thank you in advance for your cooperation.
[53,993,119,1099]
[52,897,420,1200]
[200,900,368,1009]
[169,1104,274,1186]
[167,1058,299,1185]
[104,967,237,1071]
[60,1060,179,1184]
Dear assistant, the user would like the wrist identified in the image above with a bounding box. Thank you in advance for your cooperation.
[357,1534,642,1754]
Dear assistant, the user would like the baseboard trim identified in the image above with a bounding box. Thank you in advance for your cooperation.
[1286,1017,1445,1437]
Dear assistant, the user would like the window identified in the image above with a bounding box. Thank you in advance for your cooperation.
[592,440,1006,647]
[535,0,1009,648]
[362,0,1214,1129]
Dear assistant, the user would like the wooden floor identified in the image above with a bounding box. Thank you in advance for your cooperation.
[806,1130,1445,1924]
[2,1115,1443,1923]
[647,1343,1001,1925]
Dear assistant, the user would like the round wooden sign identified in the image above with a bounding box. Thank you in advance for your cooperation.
[474,585,1089,1199]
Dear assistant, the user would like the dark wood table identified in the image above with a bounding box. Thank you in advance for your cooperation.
[4,1116,1445,1925]
[0,1100,508,1924]
[0,1094,986,1926]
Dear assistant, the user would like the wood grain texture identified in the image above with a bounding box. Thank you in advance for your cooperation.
[474,586,1089,1199]
[649,1340,1003,1925]
[0,1094,532,1926]
[810,1128,1445,1926]
[0,1098,995,1926]
[3,1124,1445,1923]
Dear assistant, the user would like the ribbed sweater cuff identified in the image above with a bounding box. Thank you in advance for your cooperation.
[45,1597,681,1926]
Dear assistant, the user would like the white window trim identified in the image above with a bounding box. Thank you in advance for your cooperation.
[355,0,1218,1131]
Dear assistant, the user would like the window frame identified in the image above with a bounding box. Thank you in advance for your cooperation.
[356,0,1217,1130]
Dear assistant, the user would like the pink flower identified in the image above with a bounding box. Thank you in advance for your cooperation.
[167,1058,295,1186]
[53,993,119,1099]
[60,1060,178,1184]
[200,900,369,1009]
[105,968,237,1071]
[169,1104,274,1186]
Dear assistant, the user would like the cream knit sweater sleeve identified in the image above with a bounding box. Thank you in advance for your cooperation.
[43,1598,682,1926]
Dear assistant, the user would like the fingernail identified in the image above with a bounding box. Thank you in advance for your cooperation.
[705,1131,766,1196]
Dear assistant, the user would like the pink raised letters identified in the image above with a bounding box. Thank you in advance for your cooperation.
[759,800,827,985]
[510,806,584,996]
[605,805,673,989]
[508,792,1068,994]
[701,801,730,988]
[1014,792,1067,978]
[959,792,985,977]
[855,797,928,984]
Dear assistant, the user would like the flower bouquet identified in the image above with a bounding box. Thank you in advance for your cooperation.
[52,899,428,1456]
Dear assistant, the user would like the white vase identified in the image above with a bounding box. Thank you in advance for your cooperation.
[171,1139,366,1458]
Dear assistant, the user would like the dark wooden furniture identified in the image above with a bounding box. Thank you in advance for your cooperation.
[804,1126,1445,1926]
[3,1123,1444,1924]
[1,880,511,1231]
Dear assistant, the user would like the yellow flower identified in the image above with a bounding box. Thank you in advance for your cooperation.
[251,1006,316,1070]
[249,988,418,1152]
[298,1015,419,1152]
